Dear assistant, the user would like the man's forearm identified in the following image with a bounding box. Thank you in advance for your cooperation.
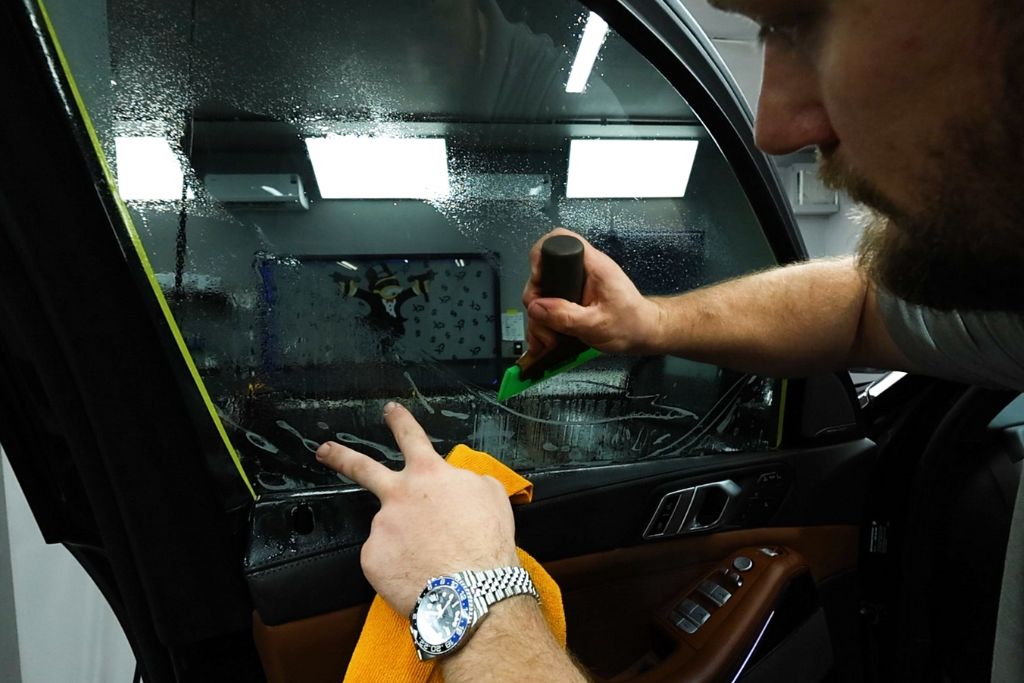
[441,596,589,683]
[646,258,911,376]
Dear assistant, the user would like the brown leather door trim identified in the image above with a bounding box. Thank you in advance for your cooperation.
[634,547,810,683]
[253,604,369,683]
[550,526,856,679]
[252,526,857,683]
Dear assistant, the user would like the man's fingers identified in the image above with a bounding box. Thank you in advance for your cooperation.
[316,441,395,498]
[383,402,442,469]
[525,327,552,358]
[528,298,595,339]
[526,315,558,351]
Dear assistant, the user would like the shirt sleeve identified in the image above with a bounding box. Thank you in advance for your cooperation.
[877,288,1024,391]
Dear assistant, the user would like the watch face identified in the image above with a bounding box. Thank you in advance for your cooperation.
[411,577,475,657]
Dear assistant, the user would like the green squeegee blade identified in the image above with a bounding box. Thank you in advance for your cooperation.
[497,347,602,402]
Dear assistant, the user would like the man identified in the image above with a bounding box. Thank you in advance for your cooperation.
[316,0,1024,680]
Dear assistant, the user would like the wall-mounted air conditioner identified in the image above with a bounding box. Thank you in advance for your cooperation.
[204,173,309,210]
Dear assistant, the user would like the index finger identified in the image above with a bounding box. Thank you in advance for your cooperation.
[316,441,396,498]
[383,402,442,469]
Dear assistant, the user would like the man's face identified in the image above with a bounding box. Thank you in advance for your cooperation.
[714,0,1024,311]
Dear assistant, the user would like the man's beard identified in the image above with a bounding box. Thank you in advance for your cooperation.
[819,60,1024,312]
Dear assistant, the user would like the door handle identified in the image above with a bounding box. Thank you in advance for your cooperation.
[682,480,742,533]
[644,480,741,539]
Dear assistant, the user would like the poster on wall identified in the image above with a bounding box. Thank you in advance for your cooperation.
[255,253,502,372]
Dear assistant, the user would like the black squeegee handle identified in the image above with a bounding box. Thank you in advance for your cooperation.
[519,235,590,381]
[540,234,586,303]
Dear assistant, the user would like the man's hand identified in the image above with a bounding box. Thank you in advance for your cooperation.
[315,402,519,615]
[521,228,665,366]
[318,402,590,682]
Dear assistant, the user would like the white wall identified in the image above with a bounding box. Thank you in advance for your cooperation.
[792,195,867,259]
[2,450,136,683]
[0,454,22,683]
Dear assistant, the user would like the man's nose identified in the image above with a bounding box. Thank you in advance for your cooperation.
[754,44,838,155]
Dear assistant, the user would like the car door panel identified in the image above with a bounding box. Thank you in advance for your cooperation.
[246,439,872,621]
[250,525,858,683]
[246,438,871,681]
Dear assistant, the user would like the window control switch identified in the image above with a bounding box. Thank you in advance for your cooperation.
[672,612,700,634]
[678,599,711,625]
[698,580,732,607]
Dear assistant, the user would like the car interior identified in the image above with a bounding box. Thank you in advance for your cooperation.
[0,0,1020,682]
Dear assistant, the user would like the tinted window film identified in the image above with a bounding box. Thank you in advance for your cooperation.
[48,0,781,492]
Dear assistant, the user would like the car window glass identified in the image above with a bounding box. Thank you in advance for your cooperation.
[46,0,781,493]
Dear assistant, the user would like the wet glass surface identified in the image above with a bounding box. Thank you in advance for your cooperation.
[49,0,781,492]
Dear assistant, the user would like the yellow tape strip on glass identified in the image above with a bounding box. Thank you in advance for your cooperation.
[36,0,256,499]
[775,379,788,448]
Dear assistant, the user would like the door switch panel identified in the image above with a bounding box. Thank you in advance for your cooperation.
[733,556,754,572]
[671,597,711,634]
[656,546,818,683]
[667,598,708,634]
[673,613,700,635]
[697,580,732,607]
[734,467,793,525]
[664,546,798,648]
[677,599,711,626]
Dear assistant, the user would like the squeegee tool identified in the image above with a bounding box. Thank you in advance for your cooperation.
[497,235,601,402]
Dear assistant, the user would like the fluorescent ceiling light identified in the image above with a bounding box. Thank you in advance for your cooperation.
[566,139,699,199]
[306,136,450,200]
[566,12,609,94]
[115,136,185,201]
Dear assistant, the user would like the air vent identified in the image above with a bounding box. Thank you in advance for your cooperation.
[204,173,309,210]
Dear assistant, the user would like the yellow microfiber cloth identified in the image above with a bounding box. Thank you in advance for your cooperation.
[342,444,566,683]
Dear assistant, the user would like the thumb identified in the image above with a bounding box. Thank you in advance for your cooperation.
[529,298,599,340]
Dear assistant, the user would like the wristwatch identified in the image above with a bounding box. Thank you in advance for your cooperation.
[409,566,539,660]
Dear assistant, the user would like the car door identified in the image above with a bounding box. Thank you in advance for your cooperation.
[0,1,875,682]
